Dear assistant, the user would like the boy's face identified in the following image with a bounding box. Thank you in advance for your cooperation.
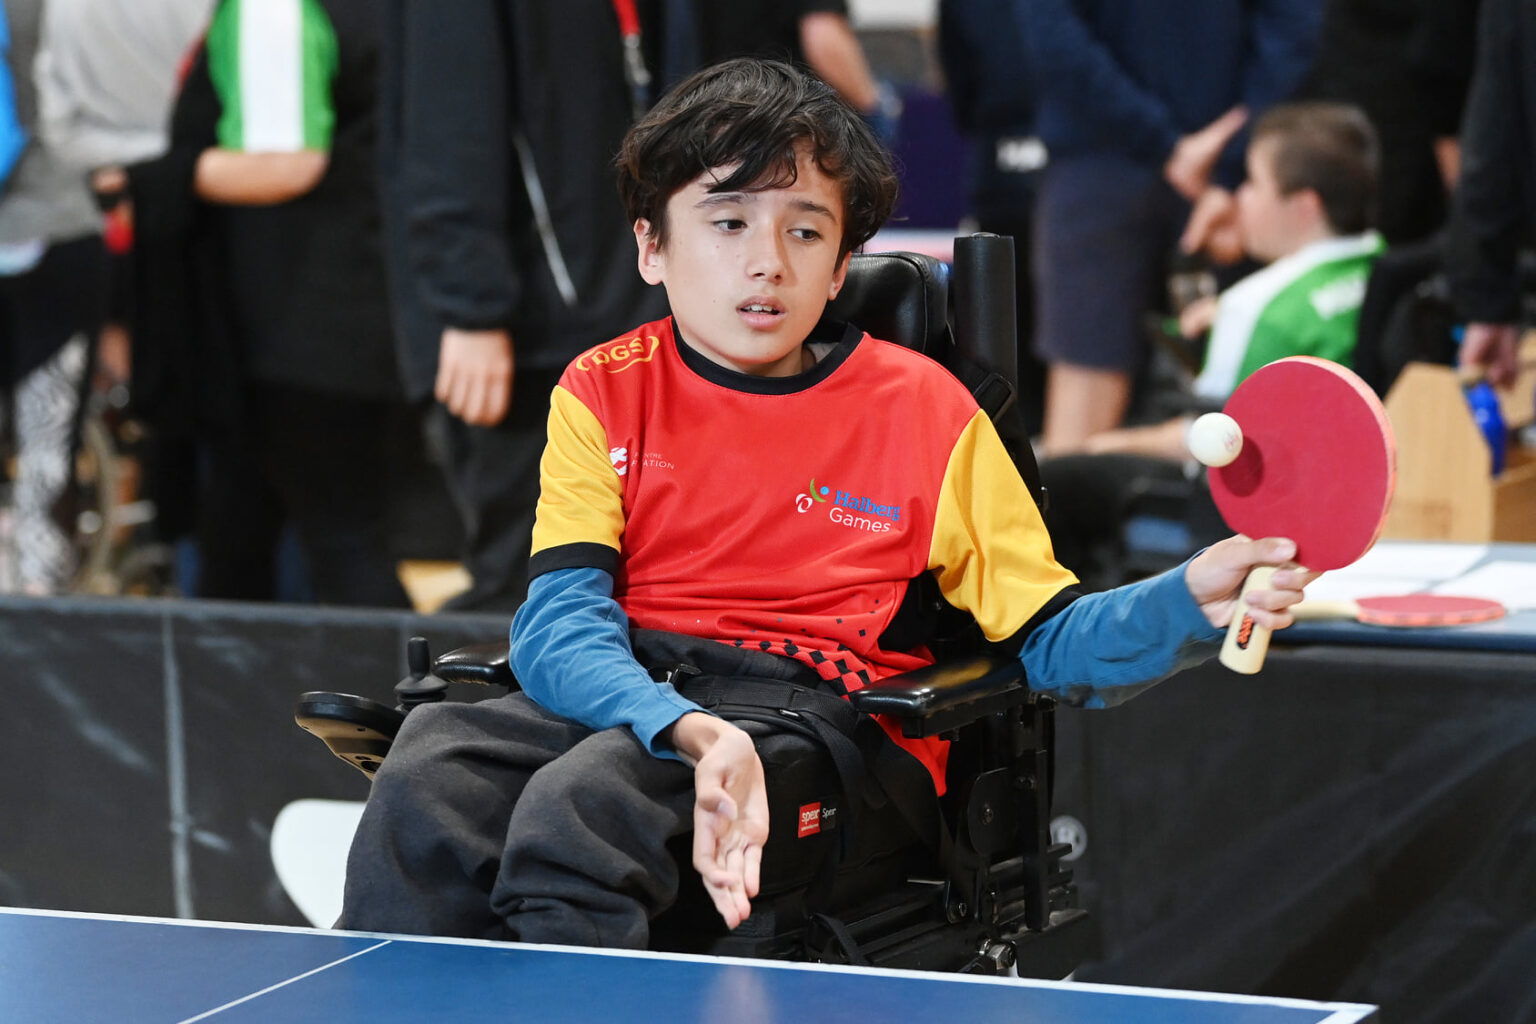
[1237,138,1310,263]
[635,144,850,377]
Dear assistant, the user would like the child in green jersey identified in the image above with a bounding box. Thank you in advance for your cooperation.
[1042,102,1382,585]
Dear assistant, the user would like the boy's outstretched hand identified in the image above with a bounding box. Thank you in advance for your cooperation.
[668,713,770,929]
[1187,536,1320,630]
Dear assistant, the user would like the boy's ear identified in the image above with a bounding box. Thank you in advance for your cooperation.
[635,219,664,285]
[1292,187,1325,222]
[827,251,851,300]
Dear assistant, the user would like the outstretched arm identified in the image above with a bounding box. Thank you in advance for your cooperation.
[1021,537,1316,706]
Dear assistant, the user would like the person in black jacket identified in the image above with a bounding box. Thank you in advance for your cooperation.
[1443,0,1535,388]
[1300,0,1480,247]
[120,0,411,607]
[937,0,1045,436]
[376,0,671,612]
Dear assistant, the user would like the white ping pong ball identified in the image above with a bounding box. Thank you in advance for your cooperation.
[1188,412,1244,467]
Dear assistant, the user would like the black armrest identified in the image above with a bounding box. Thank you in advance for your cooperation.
[295,692,403,779]
[433,642,517,689]
[848,655,1032,738]
[430,643,1031,737]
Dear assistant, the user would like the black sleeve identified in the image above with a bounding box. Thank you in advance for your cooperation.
[1443,0,1527,324]
[122,46,241,434]
[1403,0,1482,137]
[389,0,520,331]
[936,0,978,134]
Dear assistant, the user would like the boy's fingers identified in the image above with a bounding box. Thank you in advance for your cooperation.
[704,877,742,929]
[1251,536,1298,566]
[1209,534,1294,574]
[471,376,497,425]
[1211,105,1248,138]
[446,369,472,420]
[1268,565,1320,592]
[459,374,482,422]
[743,844,762,899]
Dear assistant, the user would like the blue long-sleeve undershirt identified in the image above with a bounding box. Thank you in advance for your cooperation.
[507,562,1224,758]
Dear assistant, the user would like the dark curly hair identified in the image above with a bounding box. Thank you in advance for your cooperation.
[616,58,899,260]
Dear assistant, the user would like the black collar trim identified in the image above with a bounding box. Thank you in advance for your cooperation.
[671,317,863,395]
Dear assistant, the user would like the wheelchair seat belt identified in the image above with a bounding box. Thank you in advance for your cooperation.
[660,666,970,965]
[663,670,953,875]
[666,671,873,816]
[633,629,953,876]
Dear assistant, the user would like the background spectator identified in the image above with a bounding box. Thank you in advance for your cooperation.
[122,0,411,607]
[691,1,894,135]
[31,0,212,593]
[937,0,1045,435]
[1043,102,1382,587]
[1443,0,1536,389]
[1020,0,1324,456]
[375,0,675,612]
[1299,0,1480,247]
[0,0,107,595]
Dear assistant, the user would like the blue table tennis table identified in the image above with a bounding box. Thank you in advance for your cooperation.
[0,908,1376,1023]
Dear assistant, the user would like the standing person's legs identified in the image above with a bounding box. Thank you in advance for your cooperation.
[433,366,562,613]
[0,236,107,594]
[1032,156,1183,456]
[250,382,412,609]
[193,428,284,601]
[9,334,89,594]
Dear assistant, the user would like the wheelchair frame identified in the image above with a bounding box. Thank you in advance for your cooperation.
[297,235,1089,977]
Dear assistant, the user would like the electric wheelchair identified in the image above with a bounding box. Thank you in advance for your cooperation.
[298,234,1089,978]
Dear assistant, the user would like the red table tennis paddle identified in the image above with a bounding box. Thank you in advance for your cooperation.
[1206,357,1397,673]
[1290,593,1505,627]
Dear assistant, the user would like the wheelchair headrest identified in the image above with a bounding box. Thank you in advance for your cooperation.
[822,251,950,357]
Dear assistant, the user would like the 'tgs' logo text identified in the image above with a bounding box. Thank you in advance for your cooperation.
[576,335,661,373]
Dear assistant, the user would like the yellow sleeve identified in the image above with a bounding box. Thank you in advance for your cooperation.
[529,384,626,574]
[928,410,1078,642]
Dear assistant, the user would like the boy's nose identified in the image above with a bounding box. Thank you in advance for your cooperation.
[746,234,787,280]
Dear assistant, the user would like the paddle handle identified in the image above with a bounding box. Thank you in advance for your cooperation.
[1220,566,1276,674]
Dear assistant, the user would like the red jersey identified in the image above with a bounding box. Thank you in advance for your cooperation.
[530,318,1076,790]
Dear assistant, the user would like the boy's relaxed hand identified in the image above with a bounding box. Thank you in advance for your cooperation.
[1186,536,1319,631]
[669,713,769,929]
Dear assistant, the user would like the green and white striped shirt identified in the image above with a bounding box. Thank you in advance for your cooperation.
[206,0,337,152]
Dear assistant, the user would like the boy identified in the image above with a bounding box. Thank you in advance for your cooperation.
[339,59,1313,947]
[1042,102,1382,584]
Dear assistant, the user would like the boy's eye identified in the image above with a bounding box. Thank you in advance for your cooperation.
[712,218,746,231]
[791,228,822,241]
